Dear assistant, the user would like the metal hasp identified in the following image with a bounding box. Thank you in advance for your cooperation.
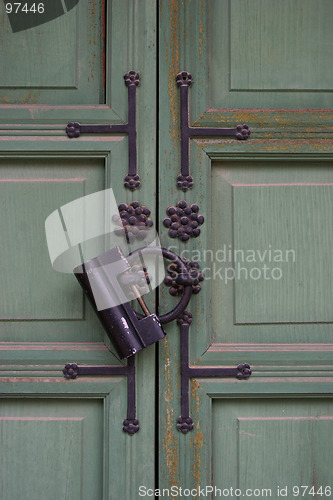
[177,312,252,434]
[176,71,251,191]
[63,357,139,435]
[66,71,141,190]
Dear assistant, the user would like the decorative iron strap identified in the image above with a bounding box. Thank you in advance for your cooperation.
[176,71,251,191]
[63,356,139,435]
[66,71,141,191]
[177,311,252,434]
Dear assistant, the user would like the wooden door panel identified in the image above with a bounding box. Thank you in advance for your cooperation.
[185,147,333,368]
[0,1,105,105]
[210,0,333,108]
[0,376,153,500]
[159,0,333,367]
[211,160,333,341]
[0,398,103,500]
[230,1,331,91]
[0,0,156,125]
[0,156,108,343]
[159,0,333,493]
[167,379,333,496]
[0,1,157,498]
[213,398,333,494]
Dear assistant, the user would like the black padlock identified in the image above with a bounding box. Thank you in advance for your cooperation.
[73,246,165,359]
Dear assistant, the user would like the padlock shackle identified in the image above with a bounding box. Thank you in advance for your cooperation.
[129,246,193,325]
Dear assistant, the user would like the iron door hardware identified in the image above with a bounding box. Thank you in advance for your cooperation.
[63,244,252,435]
[176,71,251,191]
[59,70,253,435]
[163,200,205,242]
[62,246,196,434]
[65,70,251,192]
[177,312,251,433]
[66,71,141,191]
[64,357,139,435]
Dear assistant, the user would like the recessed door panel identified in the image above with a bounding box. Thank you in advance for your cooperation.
[0,398,103,500]
[213,398,333,495]
[0,157,106,342]
[210,0,333,108]
[211,160,333,344]
[0,1,105,104]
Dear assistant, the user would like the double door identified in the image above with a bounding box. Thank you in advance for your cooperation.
[1,1,333,498]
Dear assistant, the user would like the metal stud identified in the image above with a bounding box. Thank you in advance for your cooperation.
[112,201,153,243]
[164,260,204,296]
[163,201,204,241]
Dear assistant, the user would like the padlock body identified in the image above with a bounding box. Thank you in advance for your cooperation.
[73,247,166,358]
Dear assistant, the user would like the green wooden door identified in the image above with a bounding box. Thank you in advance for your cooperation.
[0,1,157,498]
[158,0,333,497]
[1,1,333,499]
